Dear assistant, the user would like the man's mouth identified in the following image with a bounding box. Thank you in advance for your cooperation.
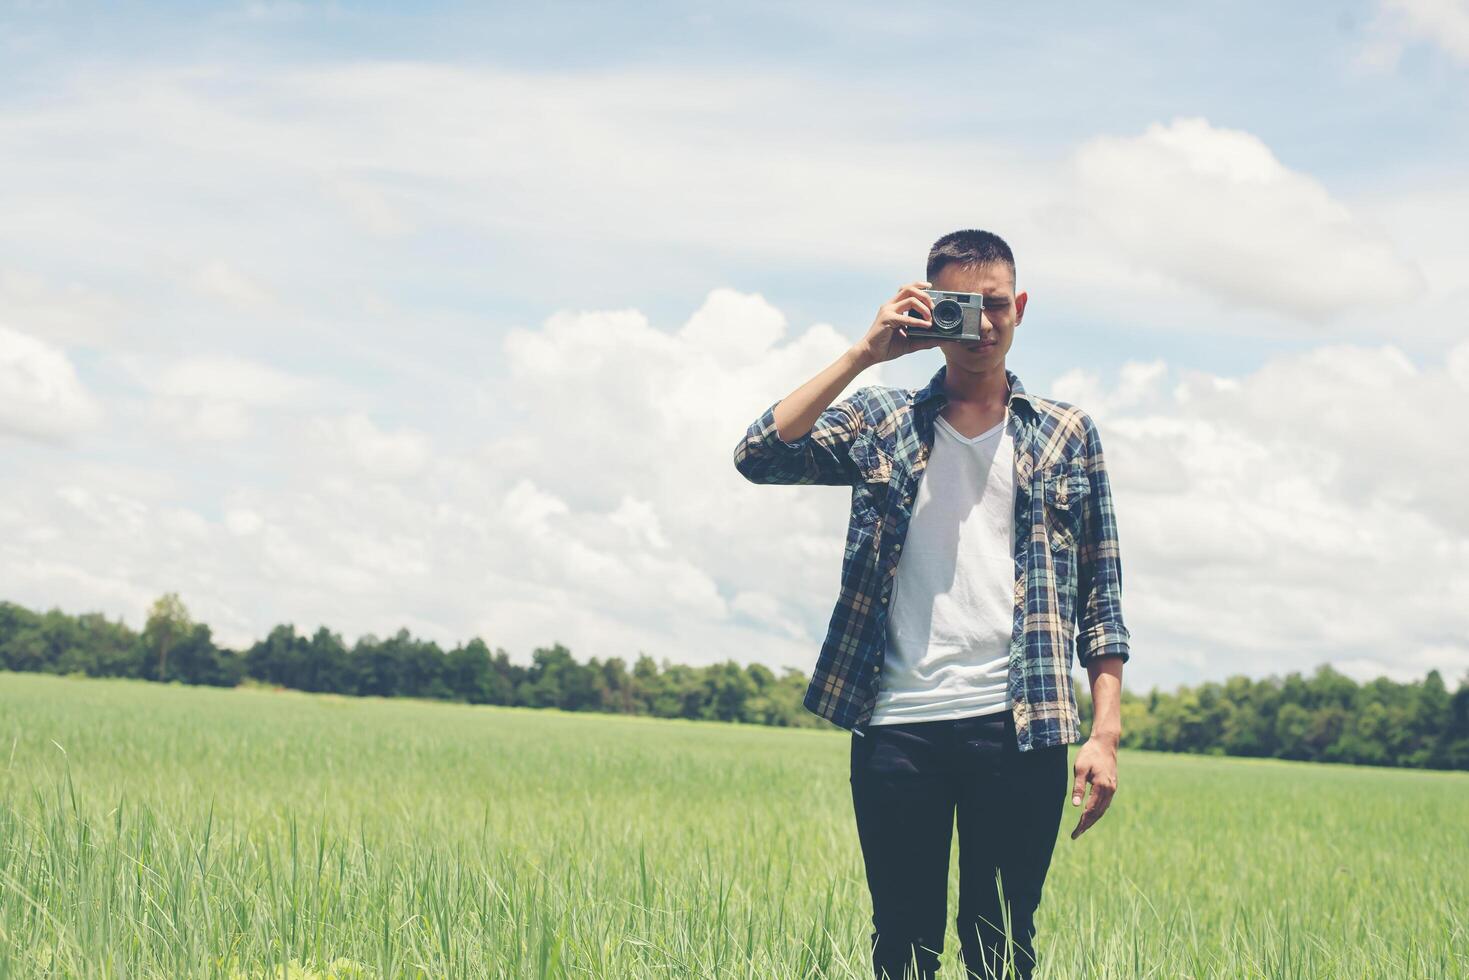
[965,340,998,350]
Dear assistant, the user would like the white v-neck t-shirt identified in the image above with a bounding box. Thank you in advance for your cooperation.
[867,412,1015,725]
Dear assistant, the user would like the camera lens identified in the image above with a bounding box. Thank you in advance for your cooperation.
[931,299,963,333]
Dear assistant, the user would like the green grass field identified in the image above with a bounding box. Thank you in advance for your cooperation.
[1,671,1465,979]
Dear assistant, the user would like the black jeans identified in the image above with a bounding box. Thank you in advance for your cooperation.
[849,709,1068,980]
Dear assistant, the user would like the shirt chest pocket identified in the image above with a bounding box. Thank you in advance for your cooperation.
[1040,460,1090,552]
[848,432,894,526]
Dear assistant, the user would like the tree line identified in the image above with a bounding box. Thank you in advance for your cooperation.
[3,595,1467,770]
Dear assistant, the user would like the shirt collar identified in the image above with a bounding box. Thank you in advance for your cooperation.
[913,362,1034,417]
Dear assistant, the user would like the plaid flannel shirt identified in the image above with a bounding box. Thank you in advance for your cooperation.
[733,362,1130,751]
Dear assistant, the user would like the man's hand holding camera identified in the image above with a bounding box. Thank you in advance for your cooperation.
[853,280,945,367]
[762,280,951,461]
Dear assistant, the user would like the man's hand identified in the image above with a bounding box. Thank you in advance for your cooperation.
[852,281,945,366]
[1069,734,1118,839]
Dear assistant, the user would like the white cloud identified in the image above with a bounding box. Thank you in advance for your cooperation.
[1065,118,1424,323]
[0,288,889,670]
[1054,340,1469,686]
[1052,358,1167,418]
[308,412,430,479]
[0,324,101,441]
[1360,0,1469,68]
[325,179,411,237]
[1449,339,1469,388]
[56,485,148,536]
[133,354,315,442]
[0,269,122,346]
[607,496,671,551]
[2,288,1467,691]
[730,590,808,641]
[192,261,274,308]
[0,63,1442,355]
[1395,0,1469,58]
[225,508,264,537]
[150,399,255,442]
[148,355,307,403]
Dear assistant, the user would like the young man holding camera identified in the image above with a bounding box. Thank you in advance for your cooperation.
[733,230,1129,980]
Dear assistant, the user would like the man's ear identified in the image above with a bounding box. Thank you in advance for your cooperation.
[1015,290,1028,324]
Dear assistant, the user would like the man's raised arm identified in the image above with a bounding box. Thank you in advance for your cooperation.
[732,348,874,486]
[732,280,941,487]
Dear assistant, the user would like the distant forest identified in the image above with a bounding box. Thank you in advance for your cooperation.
[3,595,1467,771]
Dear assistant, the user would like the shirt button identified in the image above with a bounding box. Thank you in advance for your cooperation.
[893,543,902,552]
[881,595,889,604]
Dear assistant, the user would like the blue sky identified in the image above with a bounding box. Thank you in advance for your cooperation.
[2,0,1467,692]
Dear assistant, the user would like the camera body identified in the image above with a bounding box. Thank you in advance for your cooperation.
[904,289,998,342]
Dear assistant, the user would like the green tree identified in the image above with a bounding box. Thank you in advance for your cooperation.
[1274,703,1313,760]
[143,593,192,682]
[1412,670,1452,768]
[596,656,634,714]
[446,638,504,704]
[700,660,756,722]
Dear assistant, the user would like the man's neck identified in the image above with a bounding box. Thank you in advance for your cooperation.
[941,359,1009,410]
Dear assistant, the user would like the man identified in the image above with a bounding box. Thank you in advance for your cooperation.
[732,229,1129,980]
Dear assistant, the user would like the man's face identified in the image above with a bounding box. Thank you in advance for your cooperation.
[929,261,1027,371]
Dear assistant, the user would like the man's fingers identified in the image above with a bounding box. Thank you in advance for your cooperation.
[895,286,935,313]
[1071,805,1099,839]
[893,301,930,323]
[1072,785,1106,837]
[1072,785,1117,839]
[901,285,934,306]
[1071,803,1094,838]
[893,282,932,305]
[1071,766,1088,807]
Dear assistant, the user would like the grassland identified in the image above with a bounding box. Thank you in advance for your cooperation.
[1,670,1465,978]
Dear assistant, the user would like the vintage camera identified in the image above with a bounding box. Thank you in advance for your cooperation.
[903,290,1000,342]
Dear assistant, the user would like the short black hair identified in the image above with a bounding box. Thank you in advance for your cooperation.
[926,229,1016,287]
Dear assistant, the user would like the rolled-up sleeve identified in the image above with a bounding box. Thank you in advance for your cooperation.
[732,391,867,486]
[1075,412,1131,667]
